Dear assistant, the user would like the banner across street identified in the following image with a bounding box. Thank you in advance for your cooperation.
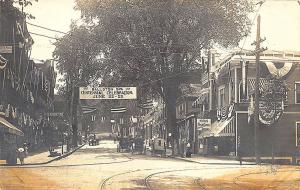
[79,87,137,100]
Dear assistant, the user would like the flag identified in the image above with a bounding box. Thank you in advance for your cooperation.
[248,95,254,123]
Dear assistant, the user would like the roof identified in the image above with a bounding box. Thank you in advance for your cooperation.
[0,117,24,136]
[218,49,300,67]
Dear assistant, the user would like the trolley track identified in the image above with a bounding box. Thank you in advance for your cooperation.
[99,165,254,190]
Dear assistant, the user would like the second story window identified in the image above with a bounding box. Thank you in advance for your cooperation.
[219,87,225,108]
[295,82,300,104]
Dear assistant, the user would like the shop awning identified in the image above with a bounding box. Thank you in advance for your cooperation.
[199,117,235,138]
[0,117,24,136]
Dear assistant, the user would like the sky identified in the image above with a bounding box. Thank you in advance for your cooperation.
[25,0,300,60]
[25,0,80,61]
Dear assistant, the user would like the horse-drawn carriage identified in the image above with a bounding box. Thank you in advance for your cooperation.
[117,137,144,154]
[117,138,131,152]
[131,138,144,154]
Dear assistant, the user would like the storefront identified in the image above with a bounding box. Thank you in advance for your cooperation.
[0,116,24,165]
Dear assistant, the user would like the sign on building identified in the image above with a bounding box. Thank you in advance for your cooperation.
[79,87,137,100]
[197,119,211,130]
[0,45,12,54]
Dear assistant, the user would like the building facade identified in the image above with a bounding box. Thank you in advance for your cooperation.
[0,1,56,164]
[195,50,300,163]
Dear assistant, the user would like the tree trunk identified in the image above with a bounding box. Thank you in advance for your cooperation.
[164,79,179,155]
[72,87,79,147]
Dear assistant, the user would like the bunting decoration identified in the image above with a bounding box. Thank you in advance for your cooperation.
[221,106,228,119]
[0,55,7,70]
[217,108,222,121]
[264,62,293,78]
[12,106,17,119]
[82,106,97,114]
[138,99,154,109]
[248,95,254,123]
[111,107,127,113]
[5,104,10,117]
[0,104,4,116]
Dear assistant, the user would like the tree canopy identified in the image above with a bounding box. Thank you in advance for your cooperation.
[74,0,252,98]
[56,0,253,150]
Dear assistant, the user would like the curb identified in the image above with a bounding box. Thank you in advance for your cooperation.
[0,144,85,167]
[42,143,86,164]
[172,157,199,163]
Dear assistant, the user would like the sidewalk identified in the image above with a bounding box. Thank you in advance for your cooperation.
[23,145,67,165]
[0,144,85,166]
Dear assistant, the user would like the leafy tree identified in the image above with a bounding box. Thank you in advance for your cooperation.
[53,24,101,147]
[74,0,253,152]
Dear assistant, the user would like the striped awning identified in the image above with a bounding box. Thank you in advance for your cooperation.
[0,117,24,136]
[199,117,235,138]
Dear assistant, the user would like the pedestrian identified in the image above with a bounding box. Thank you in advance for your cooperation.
[186,142,191,158]
[17,147,26,165]
[23,143,28,157]
[131,141,135,155]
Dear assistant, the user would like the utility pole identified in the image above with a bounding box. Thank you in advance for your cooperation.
[67,81,74,152]
[253,15,267,164]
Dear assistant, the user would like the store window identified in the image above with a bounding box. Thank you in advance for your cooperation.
[297,122,300,147]
[295,82,300,104]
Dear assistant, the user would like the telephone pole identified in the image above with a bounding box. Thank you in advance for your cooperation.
[253,15,267,164]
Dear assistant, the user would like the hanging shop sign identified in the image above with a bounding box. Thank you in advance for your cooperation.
[259,101,283,125]
[79,87,137,99]
[0,45,12,54]
[197,119,211,130]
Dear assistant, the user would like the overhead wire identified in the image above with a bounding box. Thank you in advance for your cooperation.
[26,22,68,35]
[29,32,59,40]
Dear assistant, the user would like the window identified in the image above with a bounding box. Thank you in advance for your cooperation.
[219,87,225,108]
[239,80,251,103]
[297,122,300,147]
[295,82,300,104]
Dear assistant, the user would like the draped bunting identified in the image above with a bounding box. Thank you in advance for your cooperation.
[264,62,293,78]
[0,55,7,70]
[5,104,10,117]
[0,104,4,112]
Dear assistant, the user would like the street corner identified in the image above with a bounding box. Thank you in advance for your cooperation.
[195,165,300,190]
